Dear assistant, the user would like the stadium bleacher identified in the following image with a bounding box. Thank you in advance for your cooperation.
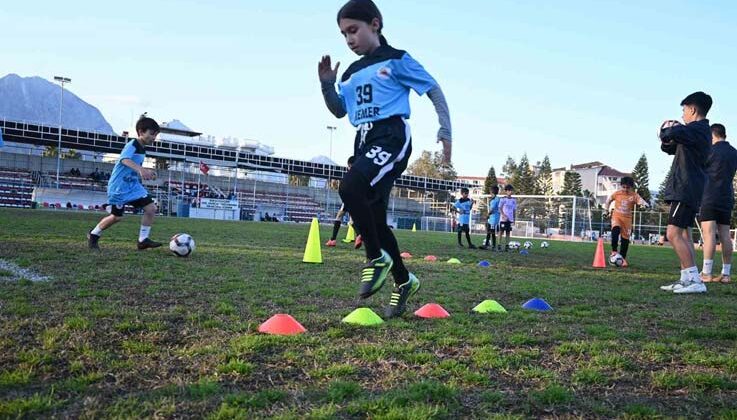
[0,168,33,208]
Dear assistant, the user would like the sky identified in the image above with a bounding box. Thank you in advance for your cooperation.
[2,0,736,187]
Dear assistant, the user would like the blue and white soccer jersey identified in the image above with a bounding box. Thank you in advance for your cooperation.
[338,47,437,127]
[454,198,473,226]
[338,45,437,204]
[107,139,151,215]
[487,196,501,229]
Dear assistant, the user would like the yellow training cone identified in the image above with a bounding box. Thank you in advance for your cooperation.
[342,224,356,243]
[303,218,323,263]
[412,223,417,232]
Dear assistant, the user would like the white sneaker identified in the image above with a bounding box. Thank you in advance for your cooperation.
[660,281,686,291]
[673,280,707,294]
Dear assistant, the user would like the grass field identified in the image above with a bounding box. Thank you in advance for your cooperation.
[1,208,737,419]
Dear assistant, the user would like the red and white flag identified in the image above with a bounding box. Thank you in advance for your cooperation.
[199,161,210,175]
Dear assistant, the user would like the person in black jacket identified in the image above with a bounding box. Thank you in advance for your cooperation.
[699,123,737,284]
[658,92,712,294]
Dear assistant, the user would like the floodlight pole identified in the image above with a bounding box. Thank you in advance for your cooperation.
[326,125,337,212]
[53,76,71,188]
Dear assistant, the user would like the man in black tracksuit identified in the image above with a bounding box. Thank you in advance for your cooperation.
[699,124,737,284]
[658,92,712,294]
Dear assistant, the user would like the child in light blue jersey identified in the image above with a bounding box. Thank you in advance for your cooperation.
[499,185,517,251]
[481,185,501,251]
[87,115,162,251]
[453,187,476,248]
[319,0,452,318]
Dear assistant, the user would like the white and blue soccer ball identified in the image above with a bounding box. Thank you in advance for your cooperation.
[523,241,533,249]
[170,233,195,257]
[509,241,521,250]
[609,252,624,267]
[540,241,550,249]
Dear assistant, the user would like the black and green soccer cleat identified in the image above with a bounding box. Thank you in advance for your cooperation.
[358,250,393,299]
[385,273,421,318]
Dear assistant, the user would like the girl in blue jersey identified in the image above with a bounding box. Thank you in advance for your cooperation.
[319,0,452,318]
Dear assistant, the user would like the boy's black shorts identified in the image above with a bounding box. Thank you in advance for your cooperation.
[486,223,500,233]
[457,223,470,233]
[349,116,412,207]
[667,201,697,228]
[110,195,154,217]
[699,207,732,226]
[499,221,513,233]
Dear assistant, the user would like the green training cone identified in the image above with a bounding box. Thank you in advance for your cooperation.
[342,224,356,243]
[341,307,384,326]
[447,258,461,264]
[302,217,322,263]
[472,300,508,314]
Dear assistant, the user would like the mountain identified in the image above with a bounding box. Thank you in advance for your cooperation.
[0,73,115,135]
[310,155,337,166]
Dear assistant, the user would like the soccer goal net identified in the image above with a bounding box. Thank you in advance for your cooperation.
[421,216,453,232]
[475,194,594,241]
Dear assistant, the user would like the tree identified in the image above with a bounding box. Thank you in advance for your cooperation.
[631,153,652,203]
[61,149,81,159]
[536,155,553,196]
[511,154,537,194]
[560,171,583,196]
[43,146,58,157]
[502,156,517,180]
[654,168,673,212]
[407,150,457,180]
[483,166,498,194]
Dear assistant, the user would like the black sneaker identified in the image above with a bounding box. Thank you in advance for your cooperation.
[457,243,464,248]
[479,245,489,250]
[385,273,421,318]
[359,250,393,299]
[87,231,100,250]
[469,244,477,249]
[137,238,163,250]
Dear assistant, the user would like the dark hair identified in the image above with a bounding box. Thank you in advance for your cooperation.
[461,187,469,194]
[347,155,356,165]
[491,186,500,195]
[620,176,635,188]
[680,92,712,117]
[337,0,388,46]
[712,123,727,139]
[136,113,160,134]
[504,185,514,191]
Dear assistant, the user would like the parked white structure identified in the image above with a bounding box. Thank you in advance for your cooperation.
[552,161,629,205]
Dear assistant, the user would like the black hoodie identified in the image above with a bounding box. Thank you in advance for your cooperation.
[660,119,711,207]
[701,140,737,212]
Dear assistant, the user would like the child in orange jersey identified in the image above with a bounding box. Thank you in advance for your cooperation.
[604,177,649,267]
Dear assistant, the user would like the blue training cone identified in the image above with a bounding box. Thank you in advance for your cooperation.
[522,298,553,311]
[520,249,529,256]
[477,260,491,267]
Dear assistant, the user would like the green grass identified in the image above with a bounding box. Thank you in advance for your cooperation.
[2,208,737,417]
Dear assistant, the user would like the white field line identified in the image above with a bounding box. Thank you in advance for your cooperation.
[0,259,51,282]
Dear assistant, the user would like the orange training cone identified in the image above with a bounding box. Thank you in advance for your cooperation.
[258,314,306,335]
[414,303,451,319]
[592,238,606,268]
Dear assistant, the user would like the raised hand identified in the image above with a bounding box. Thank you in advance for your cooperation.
[318,55,340,83]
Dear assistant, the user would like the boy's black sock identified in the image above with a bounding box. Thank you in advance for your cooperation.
[457,230,463,245]
[491,232,497,248]
[621,238,630,259]
[331,221,341,241]
[465,231,473,246]
[611,226,621,252]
